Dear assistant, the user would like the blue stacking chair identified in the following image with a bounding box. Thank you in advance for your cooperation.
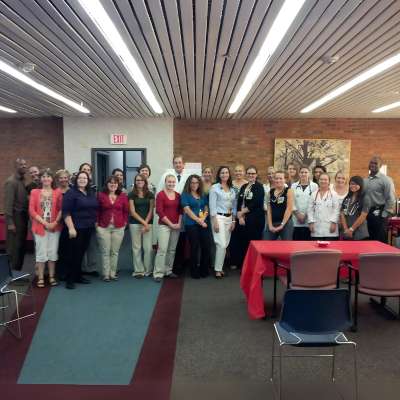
[0,253,36,338]
[270,289,357,399]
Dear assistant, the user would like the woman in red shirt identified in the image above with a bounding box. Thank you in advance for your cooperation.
[29,169,63,288]
[96,176,129,281]
[153,174,182,282]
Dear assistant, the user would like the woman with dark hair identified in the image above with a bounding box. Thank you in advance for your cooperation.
[62,171,98,289]
[265,171,294,240]
[181,174,211,279]
[287,163,299,186]
[138,164,156,195]
[312,165,327,184]
[96,176,129,282]
[340,176,370,240]
[29,169,63,287]
[112,168,126,192]
[236,166,265,268]
[129,173,154,278]
[209,166,237,278]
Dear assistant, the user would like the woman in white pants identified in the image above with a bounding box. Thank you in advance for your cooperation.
[153,175,182,282]
[209,166,237,278]
[129,174,154,278]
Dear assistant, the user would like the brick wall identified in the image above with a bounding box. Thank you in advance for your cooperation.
[174,118,400,194]
[0,117,64,212]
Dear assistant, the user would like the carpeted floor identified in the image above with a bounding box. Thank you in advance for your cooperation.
[3,236,400,399]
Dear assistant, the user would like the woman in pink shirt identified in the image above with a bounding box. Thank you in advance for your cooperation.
[153,175,182,282]
[29,169,63,288]
[96,176,129,282]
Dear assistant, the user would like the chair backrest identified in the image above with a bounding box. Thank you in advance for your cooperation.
[280,289,352,333]
[359,253,400,290]
[290,250,342,288]
[0,253,12,286]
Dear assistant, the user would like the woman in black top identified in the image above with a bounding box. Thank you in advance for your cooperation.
[265,171,294,240]
[236,166,265,268]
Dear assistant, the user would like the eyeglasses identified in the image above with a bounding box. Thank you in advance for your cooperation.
[136,179,144,182]
[247,172,257,175]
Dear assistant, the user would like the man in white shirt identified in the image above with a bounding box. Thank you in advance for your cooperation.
[157,155,189,194]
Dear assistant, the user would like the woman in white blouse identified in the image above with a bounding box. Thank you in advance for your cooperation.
[308,173,340,240]
[209,166,237,278]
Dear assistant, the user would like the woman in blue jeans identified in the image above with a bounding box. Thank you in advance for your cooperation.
[181,174,211,279]
[265,171,294,240]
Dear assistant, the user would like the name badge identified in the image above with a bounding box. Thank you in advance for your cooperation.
[277,196,285,204]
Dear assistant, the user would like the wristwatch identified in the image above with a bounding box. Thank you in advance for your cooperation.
[349,227,354,232]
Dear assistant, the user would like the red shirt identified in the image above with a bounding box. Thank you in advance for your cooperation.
[156,191,182,225]
[97,192,129,228]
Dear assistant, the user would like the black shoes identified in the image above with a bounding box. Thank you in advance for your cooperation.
[76,278,91,284]
[66,282,75,290]
[82,271,99,277]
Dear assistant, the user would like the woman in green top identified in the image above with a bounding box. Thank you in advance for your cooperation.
[128,174,155,278]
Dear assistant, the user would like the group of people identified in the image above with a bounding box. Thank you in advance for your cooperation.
[3,155,396,288]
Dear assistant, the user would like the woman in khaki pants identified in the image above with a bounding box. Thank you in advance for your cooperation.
[96,176,129,281]
[128,174,155,278]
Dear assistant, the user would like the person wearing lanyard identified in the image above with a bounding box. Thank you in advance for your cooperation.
[181,174,211,279]
[291,166,318,240]
[340,176,370,240]
[364,156,395,242]
[265,171,294,240]
[209,166,237,278]
[236,166,265,268]
[308,173,340,240]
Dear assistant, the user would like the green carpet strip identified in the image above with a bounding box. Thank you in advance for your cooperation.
[18,272,161,385]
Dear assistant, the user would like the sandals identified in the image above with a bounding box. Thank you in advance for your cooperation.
[49,277,59,286]
[37,279,45,288]
[215,272,223,279]
[103,276,111,282]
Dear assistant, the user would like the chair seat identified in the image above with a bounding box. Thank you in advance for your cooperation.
[358,286,400,297]
[274,322,348,347]
[279,275,336,290]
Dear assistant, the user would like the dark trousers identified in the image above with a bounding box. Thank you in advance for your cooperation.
[236,223,264,269]
[186,225,211,278]
[367,212,388,243]
[293,227,311,241]
[57,226,69,279]
[6,211,28,271]
[173,232,188,275]
[65,228,93,284]
[228,224,241,267]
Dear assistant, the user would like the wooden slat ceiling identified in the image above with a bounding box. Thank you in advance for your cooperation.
[0,0,399,119]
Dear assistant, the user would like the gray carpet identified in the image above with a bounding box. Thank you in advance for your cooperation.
[171,270,400,400]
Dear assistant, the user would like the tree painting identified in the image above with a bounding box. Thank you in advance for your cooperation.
[274,139,351,176]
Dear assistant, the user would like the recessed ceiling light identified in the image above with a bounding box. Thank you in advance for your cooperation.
[21,62,36,73]
[0,59,90,113]
[78,0,163,114]
[301,52,400,113]
[372,101,400,113]
[0,105,17,113]
[320,55,340,65]
[228,0,307,114]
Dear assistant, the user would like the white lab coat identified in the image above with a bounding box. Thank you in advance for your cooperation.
[291,181,319,227]
[307,189,340,237]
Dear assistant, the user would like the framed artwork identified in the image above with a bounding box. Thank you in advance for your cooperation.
[274,138,351,176]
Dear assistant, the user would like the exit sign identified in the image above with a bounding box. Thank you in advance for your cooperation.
[110,134,127,145]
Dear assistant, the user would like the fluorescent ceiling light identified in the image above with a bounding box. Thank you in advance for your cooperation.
[79,0,163,114]
[228,0,306,114]
[0,105,17,113]
[0,60,90,114]
[301,52,400,113]
[372,101,400,113]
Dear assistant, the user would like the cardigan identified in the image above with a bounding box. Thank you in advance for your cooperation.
[97,192,129,228]
[29,188,63,236]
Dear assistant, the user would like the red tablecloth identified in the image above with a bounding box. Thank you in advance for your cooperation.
[240,240,400,320]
